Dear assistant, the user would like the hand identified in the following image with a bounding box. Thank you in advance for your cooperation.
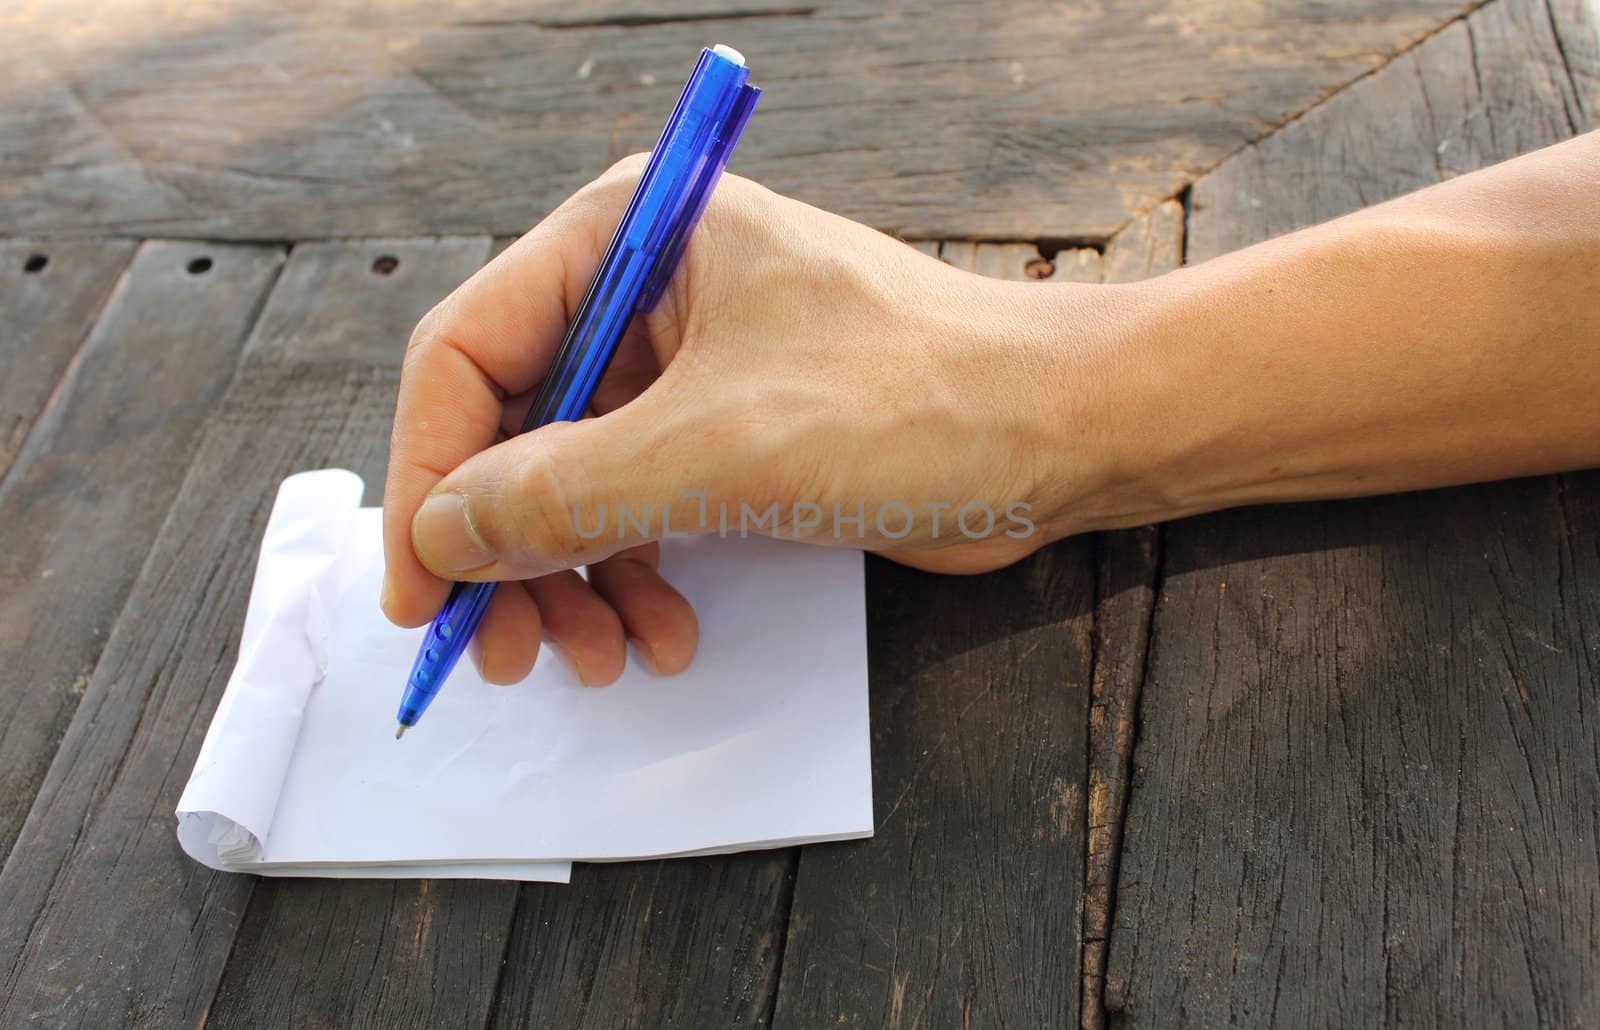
[381,156,1118,686]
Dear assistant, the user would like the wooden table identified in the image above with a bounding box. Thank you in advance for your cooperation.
[1,1,1595,1026]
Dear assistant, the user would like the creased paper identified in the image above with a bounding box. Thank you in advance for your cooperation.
[176,469,872,880]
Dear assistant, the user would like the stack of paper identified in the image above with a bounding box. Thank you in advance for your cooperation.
[176,469,873,881]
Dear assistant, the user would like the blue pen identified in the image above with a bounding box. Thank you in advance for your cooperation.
[395,45,760,737]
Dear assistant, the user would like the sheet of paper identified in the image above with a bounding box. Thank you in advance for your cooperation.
[177,469,873,880]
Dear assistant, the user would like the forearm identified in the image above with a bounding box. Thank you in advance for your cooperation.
[1056,131,1600,534]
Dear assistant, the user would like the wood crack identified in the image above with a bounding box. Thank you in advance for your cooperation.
[478,886,525,1030]
[1081,526,1163,1030]
[1098,0,1500,246]
[1542,0,1590,126]
[760,849,801,1029]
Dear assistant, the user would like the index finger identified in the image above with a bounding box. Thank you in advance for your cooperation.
[380,160,643,626]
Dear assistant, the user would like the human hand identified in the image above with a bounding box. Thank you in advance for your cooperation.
[382,157,1120,686]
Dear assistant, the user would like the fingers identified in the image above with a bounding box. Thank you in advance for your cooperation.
[471,544,700,687]
[587,544,699,675]
[525,570,626,686]
[470,582,542,685]
[381,159,646,627]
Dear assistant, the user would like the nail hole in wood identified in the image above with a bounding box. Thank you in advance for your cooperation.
[187,256,213,275]
[23,254,48,273]
[1024,258,1055,280]
[372,255,400,276]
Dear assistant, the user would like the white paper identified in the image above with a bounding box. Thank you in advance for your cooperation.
[177,469,873,880]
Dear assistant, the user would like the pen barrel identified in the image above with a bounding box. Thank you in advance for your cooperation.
[397,47,758,729]
[520,47,760,433]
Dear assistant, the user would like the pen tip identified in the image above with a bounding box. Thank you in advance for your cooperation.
[395,724,407,740]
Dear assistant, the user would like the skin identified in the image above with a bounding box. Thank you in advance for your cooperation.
[381,131,1600,686]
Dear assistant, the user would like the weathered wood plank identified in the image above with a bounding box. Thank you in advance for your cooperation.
[490,852,795,1029]
[1105,1,1596,1024]
[1187,0,1579,262]
[1079,199,1182,1030]
[1079,527,1159,1030]
[1100,199,1184,286]
[1465,0,1588,144]
[1107,481,1600,1026]
[771,547,1094,1029]
[1544,0,1599,129]
[0,0,1472,240]
[208,878,515,1030]
[773,240,1099,1028]
[0,239,135,479]
[0,241,280,865]
[0,239,488,1029]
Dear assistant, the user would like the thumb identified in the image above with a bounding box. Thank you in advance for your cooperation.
[411,396,718,581]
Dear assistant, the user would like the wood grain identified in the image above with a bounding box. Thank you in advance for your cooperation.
[0,0,1474,240]
[1105,1,1596,1023]
[0,239,135,479]
[0,241,280,865]
[491,853,795,1029]
[1079,198,1183,1030]
[0,239,487,1029]
[770,547,1094,1029]
[1079,527,1159,1030]
[208,878,515,1030]
[1186,0,1579,263]
[1545,0,1599,129]
[1100,199,1184,286]
[1106,482,1600,1026]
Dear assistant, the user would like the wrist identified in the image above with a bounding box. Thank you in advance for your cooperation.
[1019,276,1188,541]
[1034,220,1436,536]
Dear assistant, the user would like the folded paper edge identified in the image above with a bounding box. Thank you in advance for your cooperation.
[174,469,367,870]
[177,811,573,882]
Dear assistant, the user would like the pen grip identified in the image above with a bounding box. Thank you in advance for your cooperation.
[398,580,497,724]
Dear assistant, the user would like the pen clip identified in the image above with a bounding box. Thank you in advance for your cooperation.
[637,81,761,313]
